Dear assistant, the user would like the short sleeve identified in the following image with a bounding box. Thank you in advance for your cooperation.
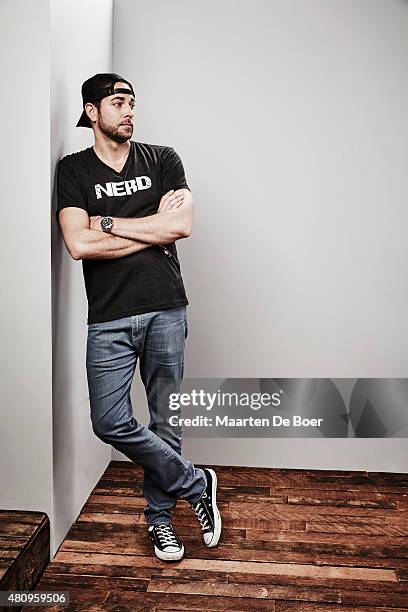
[55,157,88,221]
[160,147,190,196]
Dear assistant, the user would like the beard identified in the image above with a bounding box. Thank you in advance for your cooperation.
[98,116,133,143]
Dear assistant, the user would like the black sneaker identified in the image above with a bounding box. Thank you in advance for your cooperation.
[147,523,184,561]
[190,468,222,547]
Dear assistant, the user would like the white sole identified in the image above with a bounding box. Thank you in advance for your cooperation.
[205,468,222,547]
[154,543,184,561]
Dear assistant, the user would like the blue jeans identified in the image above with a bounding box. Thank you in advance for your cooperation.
[86,305,206,525]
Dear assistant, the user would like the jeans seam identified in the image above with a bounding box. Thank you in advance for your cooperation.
[131,313,145,345]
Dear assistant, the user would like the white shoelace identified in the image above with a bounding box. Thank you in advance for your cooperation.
[192,494,211,531]
[154,524,179,547]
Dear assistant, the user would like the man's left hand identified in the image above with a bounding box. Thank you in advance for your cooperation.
[89,215,104,231]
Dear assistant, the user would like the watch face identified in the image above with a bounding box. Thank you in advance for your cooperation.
[101,217,113,230]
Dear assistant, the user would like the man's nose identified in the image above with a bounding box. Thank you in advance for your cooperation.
[124,105,134,118]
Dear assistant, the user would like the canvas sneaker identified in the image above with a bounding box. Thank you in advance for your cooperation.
[190,468,222,547]
[148,523,184,561]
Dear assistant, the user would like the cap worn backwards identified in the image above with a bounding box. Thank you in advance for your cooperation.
[76,73,135,128]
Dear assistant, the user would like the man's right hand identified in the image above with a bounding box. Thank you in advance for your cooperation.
[158,189,184,212]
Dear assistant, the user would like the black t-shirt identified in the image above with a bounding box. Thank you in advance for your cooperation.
[56,141,189,324]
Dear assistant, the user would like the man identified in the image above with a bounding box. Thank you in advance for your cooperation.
[56,73,221,562]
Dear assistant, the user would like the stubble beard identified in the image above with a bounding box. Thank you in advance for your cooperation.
[98,115,133,144]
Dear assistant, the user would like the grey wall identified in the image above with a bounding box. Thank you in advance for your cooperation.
[0,0,53,540]
[113,0,408,471]
[51,0,113,557]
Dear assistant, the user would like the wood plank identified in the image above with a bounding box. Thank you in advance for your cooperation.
[245,528,408,546]
[227,571,408,593]
[397,568,408,581]
[0,550,20,561]
[24,587,278,612]
[0,521,43,538]
[58,534,408,569]
[53,552,397,582]
[35,571,150,591]
[45,561,230,583]
[198,517,307,531]
[79,501,146,515]
[147,578,341,603]
[339,588,408,607]
[86,494,148,508]
[77,511,145,525]
[276,603,408,612]
[0,536,27,551]
[285,489,402,509]
[305,519,408,536]
[104,462,408,493]
[226,500,408,518]
[92,482,144,497]
[0,510,45,523]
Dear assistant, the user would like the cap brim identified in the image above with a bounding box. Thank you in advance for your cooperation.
[76,109,92,128]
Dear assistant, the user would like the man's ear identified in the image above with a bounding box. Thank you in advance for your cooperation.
[85,102,98,125]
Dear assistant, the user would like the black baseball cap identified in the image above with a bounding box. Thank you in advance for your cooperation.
[76,73,135,128]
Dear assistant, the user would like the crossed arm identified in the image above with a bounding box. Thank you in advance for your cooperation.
[58,188,193,260]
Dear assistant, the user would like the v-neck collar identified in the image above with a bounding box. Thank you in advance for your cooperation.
[91,141,134,177]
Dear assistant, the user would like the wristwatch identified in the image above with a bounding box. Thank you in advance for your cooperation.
[101,216,113,233]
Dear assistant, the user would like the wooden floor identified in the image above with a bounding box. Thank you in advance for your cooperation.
[26,461,408,611]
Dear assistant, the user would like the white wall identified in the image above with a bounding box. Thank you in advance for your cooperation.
[0,0,114,562]
[51,0,113,557]
[0,0,53,542]
[113,0,408,471]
